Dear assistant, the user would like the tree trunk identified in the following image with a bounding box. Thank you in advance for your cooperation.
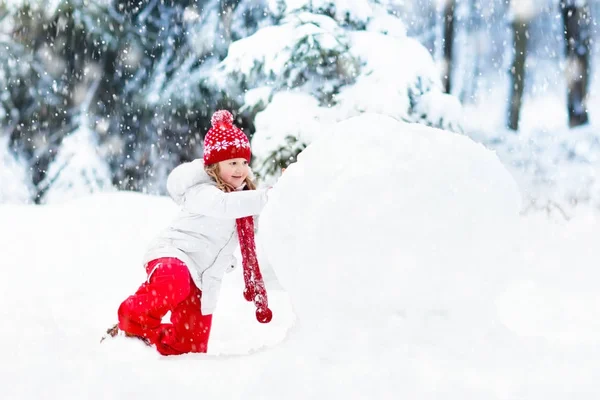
[459,0,481,104]
[442,0,456,93]
[507,20,529,131]
[560,0,591,128]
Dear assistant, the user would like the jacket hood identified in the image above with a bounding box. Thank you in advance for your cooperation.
[166,159,213,205]
[166,158,258,205]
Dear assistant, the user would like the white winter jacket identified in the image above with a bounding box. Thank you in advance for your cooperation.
[143,159,269,314]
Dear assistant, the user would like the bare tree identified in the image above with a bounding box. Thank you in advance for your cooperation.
[459,0,482,104]
[507,20,528,131]
[442,0,456,93]
[560,0,591,128]
[507,0,536,131]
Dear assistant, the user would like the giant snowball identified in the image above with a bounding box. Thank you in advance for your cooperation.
[259,114,522,341]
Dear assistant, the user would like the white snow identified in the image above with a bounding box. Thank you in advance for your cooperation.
[220,12,343,80]
[1,114,599,399]
[509,0,540,22]
[260,114,525,354]
[186,2,221,57]
[0,135,33,204]
[251,90,325,178]
[410,89,464,132]
[338,30,443,120]
[271,0,375,25]
[365,6,408,38]
[240,86,273,114]
[461,71,600,211]
[0,191,295,398]
[39,124,114,204]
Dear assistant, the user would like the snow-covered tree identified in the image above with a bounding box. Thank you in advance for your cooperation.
[0,133,34,204]
[1,0,278,196]
[38,117,114,204]
[0,0,120,187]
[215,0,464,180]
[218,11,359,104]
[6,0,589,201]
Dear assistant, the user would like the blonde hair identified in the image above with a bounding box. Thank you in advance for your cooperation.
[205,162,257,192]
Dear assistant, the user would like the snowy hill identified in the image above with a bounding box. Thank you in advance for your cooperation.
[1,114,599,399]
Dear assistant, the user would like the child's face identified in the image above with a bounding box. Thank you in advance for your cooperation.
[218,158,250,188]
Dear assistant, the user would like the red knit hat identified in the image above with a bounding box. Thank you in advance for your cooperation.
[203,110,251,165]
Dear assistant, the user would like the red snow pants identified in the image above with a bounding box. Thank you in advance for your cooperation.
[118,257,213,356]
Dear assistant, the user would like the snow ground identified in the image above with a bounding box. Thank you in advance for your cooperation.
[1,114,599,399]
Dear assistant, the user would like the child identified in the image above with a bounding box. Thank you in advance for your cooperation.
[112,110,273,356]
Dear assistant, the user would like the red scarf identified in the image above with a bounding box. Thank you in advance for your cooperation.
[236,216,272,323]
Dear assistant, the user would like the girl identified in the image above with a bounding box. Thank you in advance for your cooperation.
[111,110,273,356]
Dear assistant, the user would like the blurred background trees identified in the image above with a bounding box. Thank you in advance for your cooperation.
[0,0,598,204]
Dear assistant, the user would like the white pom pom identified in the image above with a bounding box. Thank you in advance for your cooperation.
[211,110,234,127]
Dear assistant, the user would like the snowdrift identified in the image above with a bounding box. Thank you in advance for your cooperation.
[261,113,522,327]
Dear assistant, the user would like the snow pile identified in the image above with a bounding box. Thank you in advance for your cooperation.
[260,113,521,335]
[255,113,600,398]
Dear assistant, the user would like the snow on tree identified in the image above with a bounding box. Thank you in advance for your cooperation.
[230,0,276,40]
[0,134,34,204]
[409,89,463,133]
[0,0,121,187]
[38,118,114,205]
[218,11,358,103]
[215,1,464,181]
[213,10,358,179]
[509,0,539,21]
[250,91,321,178]
[271,0,375,28]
